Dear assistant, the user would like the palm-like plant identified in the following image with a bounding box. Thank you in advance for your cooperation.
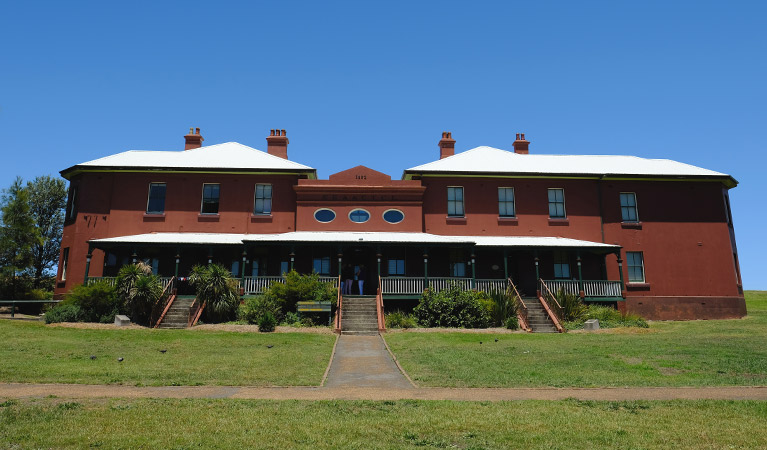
[189,263,239,322]
[115,262,152,301]
[115,262,161,325]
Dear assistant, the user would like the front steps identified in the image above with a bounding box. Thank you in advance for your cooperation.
[340,296,379,335]
[156,296,196,329]
[523,297,559,333]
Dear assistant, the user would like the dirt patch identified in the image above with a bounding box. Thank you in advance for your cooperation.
[568,327,658,335]
[48,322,146,330]
[191,324,334,334]
[658,367,685,376]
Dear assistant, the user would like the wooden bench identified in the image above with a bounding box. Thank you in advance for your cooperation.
[296,301,333,325]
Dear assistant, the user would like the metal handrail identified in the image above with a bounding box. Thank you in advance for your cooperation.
[508,278,531,332]
[334,275,342,334]
[376,275,385,332]
[151,277,176,328]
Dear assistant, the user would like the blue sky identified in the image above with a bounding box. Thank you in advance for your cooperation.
[1,1,765,288]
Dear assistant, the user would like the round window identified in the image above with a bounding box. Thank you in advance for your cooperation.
[383,209,405,224]
[349,209,370,223]
[314,209,336,223]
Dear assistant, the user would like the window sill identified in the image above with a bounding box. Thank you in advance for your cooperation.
[548,218,569,225]
[251,214,273,222]
[198,214,220,222]
[621,221,642,229]
[446,216,467,224]
[498,217,519,225]
[143,213,165,221]
[626,282,650,290]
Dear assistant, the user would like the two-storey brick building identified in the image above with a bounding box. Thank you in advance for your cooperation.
[56,128,745,320]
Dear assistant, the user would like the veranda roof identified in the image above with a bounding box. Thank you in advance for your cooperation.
[90,232,619,250]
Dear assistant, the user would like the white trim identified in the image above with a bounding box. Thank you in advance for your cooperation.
[447,186,465,218]
[253,183,272,215]
[314,208,336,223]
[547,187,566,219]
[200,183,220,214]
[146,182,166,214]
[620,191,639,222]
[498,186,516,218]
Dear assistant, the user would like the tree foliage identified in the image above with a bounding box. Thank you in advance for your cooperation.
[189,263,240,322]
[26,175,66,284]
[0,178,40,298]
[115,262,160,325]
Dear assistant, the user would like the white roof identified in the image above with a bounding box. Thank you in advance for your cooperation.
[90,231,617,249]
[67,142,314,173]
[405,146,732,180]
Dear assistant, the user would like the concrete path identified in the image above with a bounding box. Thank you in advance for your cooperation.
[323,335,414,389]
[2,384,767,401]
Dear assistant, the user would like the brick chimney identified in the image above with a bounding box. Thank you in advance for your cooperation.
[512,133,529,154]
[266,129,289,159]
[184,127,204,150]
[438,131,456,159]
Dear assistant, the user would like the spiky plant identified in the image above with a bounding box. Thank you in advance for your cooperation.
[189,263,239,322]
[127,274,163,324]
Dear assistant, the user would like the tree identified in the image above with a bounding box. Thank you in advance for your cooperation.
[26,176,67,286]
[189,263,239,322]
[0,177,39,298]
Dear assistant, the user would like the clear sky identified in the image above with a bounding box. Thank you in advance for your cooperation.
[1,1,765,288]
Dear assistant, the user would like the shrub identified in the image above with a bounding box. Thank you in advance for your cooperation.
[486,288,519,327]
[414,283,490,328]
[258,311,277,332]
[115,263,163,325]
[386,311,418,329]
[555,289,588,322]
[189,264,240,323]
[504,315,519,330]
[563,304,649,330]
[61,281,121,323]
[263,270,336,313]
[282,311,301,326]
[239,296,283,325]
[44,303,82,324]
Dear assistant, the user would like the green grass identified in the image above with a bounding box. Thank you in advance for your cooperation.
[385,291,767,387]
[0,321,335,386]
[1,398,766,449]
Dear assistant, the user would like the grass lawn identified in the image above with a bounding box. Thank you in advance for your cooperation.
[1,398,766,449]
[0,321,335,386]
[385,291,767,388]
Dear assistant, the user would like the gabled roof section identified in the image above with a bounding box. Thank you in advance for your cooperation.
[404,146,737,187]
[61,142,316,179]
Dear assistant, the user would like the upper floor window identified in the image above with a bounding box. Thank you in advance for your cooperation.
[447,186,464,217]
[498,187,516,218]
[553,251,570,279]
[314,208,336,223]
[349,209,370,223]
[60,247,69,281]
[66,186,78,221]
[388,259,405,276]
[620,192,638,222]
[626,251,645,283]
[383,209,405,224]
[313,257,330,275]
[254,184,272,215]
[201,183,220,214]
[548,188,566,218]
[146,183,166,214]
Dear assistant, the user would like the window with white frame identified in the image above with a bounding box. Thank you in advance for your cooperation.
[66,186,78,221]
[254,184,272,215]
[201,183,220,214]
[620,192,639,222]
[553,251,570,279]
[626,252,645,283]
[60,248,69,281]
[498,187,516,217]
[548,188,566,218]
[146,183,166,214]
[447,186,464,217]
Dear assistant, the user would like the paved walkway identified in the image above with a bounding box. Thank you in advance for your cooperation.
[323,335,413,389]
[2,384,767,401]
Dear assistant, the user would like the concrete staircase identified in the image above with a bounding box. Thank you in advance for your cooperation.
[340,296,379,335]
[156,296,196,329]
[523,297,559,333]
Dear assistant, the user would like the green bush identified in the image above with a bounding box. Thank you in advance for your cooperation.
[504,315,519,330]
[189,264,240,323]
[44,304,82,324]
[555,289,588,322]
[239,296,283,324]
[282,311,300,326]
[486,288,519,327]
[563,304,649,330]
[414,283,491,328]
[263,270,336,313]
[258,311,277,332]
[62,281,121,323]
[386,311,418,329]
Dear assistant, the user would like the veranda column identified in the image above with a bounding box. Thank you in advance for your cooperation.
[376,253,382,279]
[534,254,540,296]
[289,252,295,272]
[423,252,429,288]
[616,251,626,298]
[131,250,138,264]
[503,248,509,280]
[577,253,584,298]
[83,246,93,284]
[241,250,247,279]
[337,253,343,278]
[470,253,476,289]
[174,253,180,278]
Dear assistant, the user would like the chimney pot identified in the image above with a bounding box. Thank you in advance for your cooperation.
[266,128,289,159]
[512,132,530,154]
[195,127,200,135]
[184,127,204,150]
[438,131,456,159]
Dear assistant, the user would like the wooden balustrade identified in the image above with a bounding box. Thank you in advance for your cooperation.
[543,279,622,298]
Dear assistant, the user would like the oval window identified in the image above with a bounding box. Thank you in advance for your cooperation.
[314,209,336,223]
[349,209,370,223]
[383,209,404,224]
